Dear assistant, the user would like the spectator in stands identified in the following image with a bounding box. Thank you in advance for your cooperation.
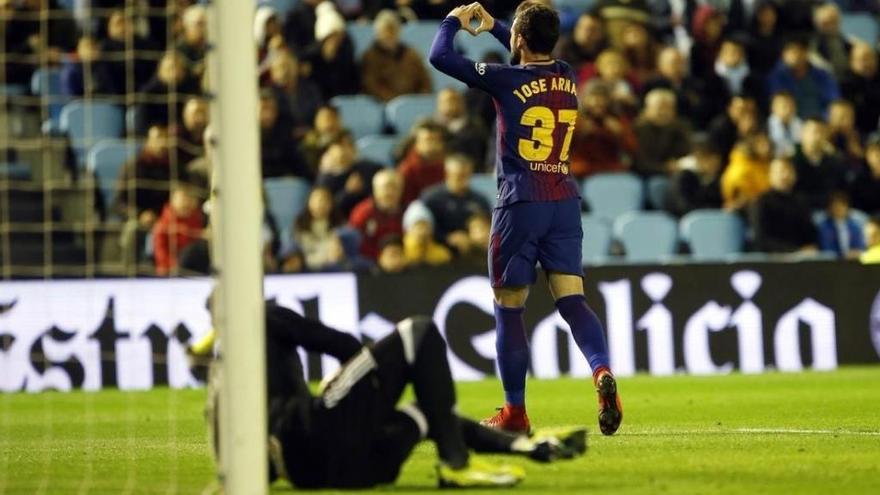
[861,216,880,264]
[350,169,404,260]
[849,134,880,214]
[619,22,656,85]
[402,202,452,267]
[280,246,307,273]
[1,0,73,86]
[791,118,846,209]
[690,4,725,81]
[421,154,491,252]
[293,186,348,271]
[302,2,359,99]
[581,49,639,115]
[570,80,637,178]
[434,88,488,168]
[810,3,851,79]
[593,0,650,49]
[153,184,206,276]
[114,125,186,267]
[839,42,880,137]
[316,131,384,216]
[767,38,840,119]
[101,9,155,93]
[176,5,207,78]
[269,51,323,140]
[633,89,691,176]
[649,0,697,47]
[61,36,116,96]
[553,12,607,70]
[137,50,201,133]
[708,95,759,162]
[174,96,208,166]
[767,91,803,158]
[721,131,773,210]
[301,105,346,171]
[669,142,724,216]
[826,99,864,165]
[746,0,783,79]
[399,121,447,205]
[642,45,727,128]
[454,213,491,269]
[361,10,432,102]
[714,37,762,102]
[255,6,285,80]
[749,158,818,253]
[284,0,321,55]
[259,90,312,180]
[817,191,865,259]
[375,234,407,274]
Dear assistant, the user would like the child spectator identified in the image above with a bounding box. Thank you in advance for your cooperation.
[349,169,404,260]
[721,132,773,210]
[375,234,407,274]
[398,121,447,205]
[669,142,724,216]
[402,202,452,267]
[570,80,637,178]
[293,187,347,271]
[714,37,759,100]
[767,91,802,158]
[817,191,866,259]
[850,134,880,214]
[861,216,880,264]
[153,185,205,276]
[749,158,817,254]
[454,213,492,269]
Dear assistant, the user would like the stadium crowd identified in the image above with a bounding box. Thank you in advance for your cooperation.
[2,0,880,276]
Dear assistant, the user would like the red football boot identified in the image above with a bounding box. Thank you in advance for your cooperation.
[594,368,623,436]
[481,404,531,434]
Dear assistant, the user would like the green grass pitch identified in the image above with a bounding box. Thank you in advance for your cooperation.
[2,367,879,494]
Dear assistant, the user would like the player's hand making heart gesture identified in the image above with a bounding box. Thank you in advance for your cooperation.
[448,3,494,36]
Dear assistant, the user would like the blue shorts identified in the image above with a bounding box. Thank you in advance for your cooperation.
[488,199,584,288]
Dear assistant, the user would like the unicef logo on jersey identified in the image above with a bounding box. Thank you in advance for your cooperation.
[872,289,880,359]
[475,63,487,75]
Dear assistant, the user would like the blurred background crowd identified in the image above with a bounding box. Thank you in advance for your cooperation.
[1,0,879,278]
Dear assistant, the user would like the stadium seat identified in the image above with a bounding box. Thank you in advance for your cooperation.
[31,68,68,126]
[841,13,878,44]
[264,177,311,245]
[348,24,375,59]
[401,21,441,59]
[87,139,142,213]
[469,173,497,206]
[680,209,745,260]
[356,135,398,166]
[329,95,384,138]
[0,84,26,96]
[457,32,505,63]
[582,172,644,221]
[812,208,870,228]
[60,100,125,169]
[0,162,32,180]
[646,175,671,210]
[385,94,437,134]
[257,0,298,14]
[581,215,612,263]
[613,211,678,262]
[555,0,596,12]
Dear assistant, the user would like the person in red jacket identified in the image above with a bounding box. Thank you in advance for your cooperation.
[398,121,447,206]
[349,169,404,260]
[153,185,205,276]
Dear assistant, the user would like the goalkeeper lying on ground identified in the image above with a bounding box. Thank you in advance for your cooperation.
[191,302,586,489]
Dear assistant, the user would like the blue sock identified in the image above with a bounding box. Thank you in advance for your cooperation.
[555,295,610,372]
[494,303,529,406]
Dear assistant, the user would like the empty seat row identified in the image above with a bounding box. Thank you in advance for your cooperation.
[331,93,438,138]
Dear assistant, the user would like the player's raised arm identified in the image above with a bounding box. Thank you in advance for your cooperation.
[429,6,487,89]
[468,2,511,49]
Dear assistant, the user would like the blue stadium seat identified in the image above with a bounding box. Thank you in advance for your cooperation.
[555,0,596,12]
[356,135,398,166]
[613,211,678,262]
[431,67,467,91]
[582,172,644,221]
[581,215,611,263]
[31,68,68,127]
[812,208,870,228]
[257,0,298,14]
[0,84,26,96]
[385,94,436,134]
[841,13,878,44]
[469,173,497,206]
[457,32,506,63]
[348,24,375,60]
[329,95,384,138]
[401,21,442,59]
[60,100,125,169]
[646,175,671,210]
[680,209,745,260]
[0,162,32,180]
[264,177,311,245]
[87,139,141,212]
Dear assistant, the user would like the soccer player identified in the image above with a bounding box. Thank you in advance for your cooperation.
[429,2,623,435]
[193,302,586,489]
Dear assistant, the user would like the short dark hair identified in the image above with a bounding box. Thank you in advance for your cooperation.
[869,215,880,228]
[828,190,850,207]
[514,2,560,55]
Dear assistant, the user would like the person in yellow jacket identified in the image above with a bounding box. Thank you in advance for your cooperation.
[721,132,773,210]
[402,201,453,266]
[861,216,880,264]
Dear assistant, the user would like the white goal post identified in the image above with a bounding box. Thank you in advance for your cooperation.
[207,1,268,494]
